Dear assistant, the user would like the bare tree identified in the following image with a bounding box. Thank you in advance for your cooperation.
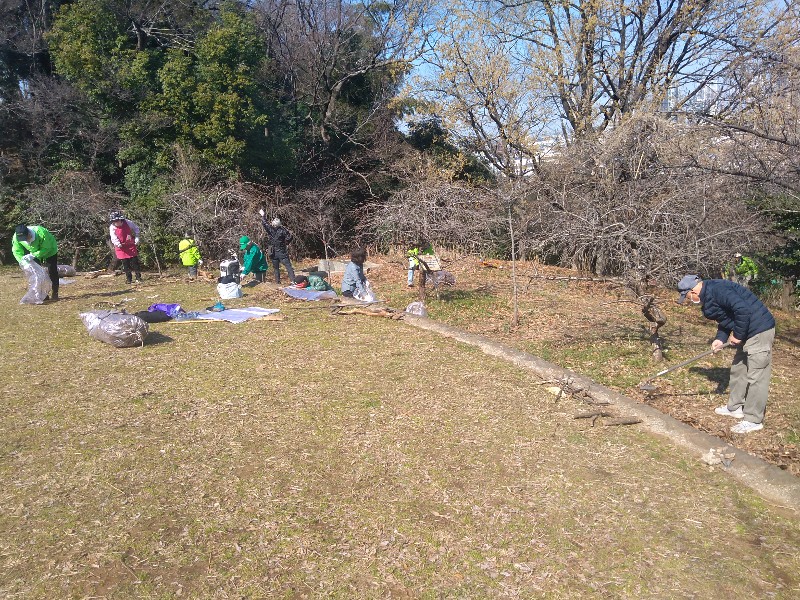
[254,0,433,145]
[24,170,120,268]
[359,172,504,254]
[519,115,776,284]
[683,5,800,196]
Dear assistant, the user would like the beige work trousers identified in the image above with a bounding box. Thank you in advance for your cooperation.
[728,328,775,424]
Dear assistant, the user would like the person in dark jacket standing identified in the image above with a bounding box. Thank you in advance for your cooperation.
[259,209,295,284]
[677,274,776,434]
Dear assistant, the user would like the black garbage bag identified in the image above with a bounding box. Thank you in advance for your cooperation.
[134,309,172,323]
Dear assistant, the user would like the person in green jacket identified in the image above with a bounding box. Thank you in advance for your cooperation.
[723,253,759,288]
[407,239,435,287]
[292,272,333,291]
[12,224,60,301]
[178,234,202,279]
[239,235,268,283]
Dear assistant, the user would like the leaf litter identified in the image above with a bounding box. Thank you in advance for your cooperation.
[0,264,799,598]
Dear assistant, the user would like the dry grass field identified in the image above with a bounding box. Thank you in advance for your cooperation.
[368,255,800,476]
[1,260,799,598]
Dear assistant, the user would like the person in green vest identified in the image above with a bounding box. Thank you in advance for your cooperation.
[12,224,60,301]
[723,253,759,288]
[239,235,268,283]
[406,239,435,287]
[178,234,202,279]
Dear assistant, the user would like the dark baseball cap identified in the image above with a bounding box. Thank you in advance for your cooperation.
[677,274,702,304]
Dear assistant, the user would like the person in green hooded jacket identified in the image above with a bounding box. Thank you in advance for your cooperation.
[239,235,268,283]
[12,224,60,301]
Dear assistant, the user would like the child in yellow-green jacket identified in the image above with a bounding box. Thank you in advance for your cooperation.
[179,234,202,278]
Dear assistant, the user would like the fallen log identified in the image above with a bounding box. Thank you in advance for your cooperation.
[574,411,615,419]
[604,418,643,426]
[333,307,404,320]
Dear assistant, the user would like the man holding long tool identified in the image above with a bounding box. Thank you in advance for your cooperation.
[677,274,776,434]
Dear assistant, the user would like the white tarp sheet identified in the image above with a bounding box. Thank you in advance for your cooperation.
[195,307,281,324]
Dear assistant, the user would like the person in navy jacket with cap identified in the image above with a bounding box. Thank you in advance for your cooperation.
[677,274,776,434]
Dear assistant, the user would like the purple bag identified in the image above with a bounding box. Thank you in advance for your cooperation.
[148,303,184,317]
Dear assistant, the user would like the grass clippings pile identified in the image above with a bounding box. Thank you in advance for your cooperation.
[1,265,799,598]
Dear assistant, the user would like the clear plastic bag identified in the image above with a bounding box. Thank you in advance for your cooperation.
[432,270,456,287]
[405,301,428,317]
[57,264,77,277]
[79,310,149,347]
[20,258,52,304]
[353,280,376,302]
[217,281,243,299]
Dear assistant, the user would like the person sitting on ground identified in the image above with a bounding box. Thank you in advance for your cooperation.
[406,239,435,288]
[677,274,775,434]
[341,248,370,299]
[239,235,268,283]
[178,234,202,279]
[12,224,60,301]
[109,211,142,284]
[259,210,295,284]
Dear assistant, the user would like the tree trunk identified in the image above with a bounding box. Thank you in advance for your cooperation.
[781,281,794,313]
[650,323,664,362]
[149,241,162,274]
[509,203,519,328]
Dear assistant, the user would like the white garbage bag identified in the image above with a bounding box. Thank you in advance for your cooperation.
[217,281,243,299]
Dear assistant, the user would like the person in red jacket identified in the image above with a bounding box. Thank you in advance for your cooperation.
[109,211,142,284]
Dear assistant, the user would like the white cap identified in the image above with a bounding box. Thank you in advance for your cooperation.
[271,218,281,227]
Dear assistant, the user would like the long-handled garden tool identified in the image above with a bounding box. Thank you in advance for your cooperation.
[638,342,732,393]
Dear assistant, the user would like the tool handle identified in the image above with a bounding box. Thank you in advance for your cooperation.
[653,342,732,378]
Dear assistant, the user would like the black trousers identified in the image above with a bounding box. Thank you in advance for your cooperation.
[121,256,141,282]
[271,254,295,284]
[44,254,59,299]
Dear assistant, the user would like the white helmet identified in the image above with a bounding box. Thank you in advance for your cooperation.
[271,218,281,227]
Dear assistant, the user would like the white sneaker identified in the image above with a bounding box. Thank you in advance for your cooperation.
[714,406,744,419]
[731,421,763,434]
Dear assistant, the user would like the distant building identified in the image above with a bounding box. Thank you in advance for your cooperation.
[660,82,723,120]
